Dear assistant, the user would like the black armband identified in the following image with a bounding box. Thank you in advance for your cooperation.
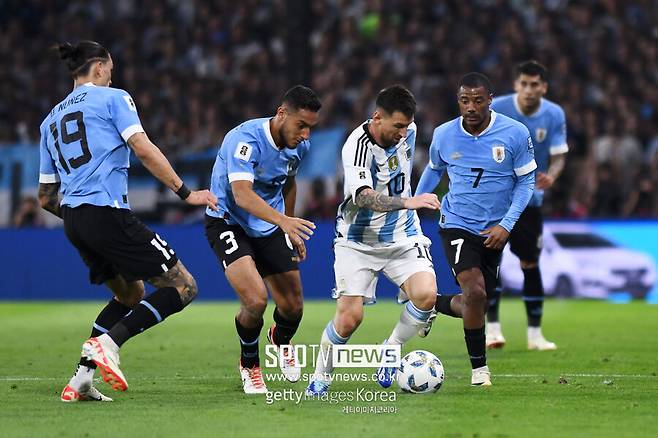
[175,183,191,200]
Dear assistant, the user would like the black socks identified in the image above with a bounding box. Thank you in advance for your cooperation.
[107,287,184,347]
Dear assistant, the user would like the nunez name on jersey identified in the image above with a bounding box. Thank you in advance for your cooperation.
[335,121,424,246]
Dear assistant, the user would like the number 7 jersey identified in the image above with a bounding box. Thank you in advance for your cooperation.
[335,121,424,246]
[428,111,537,235]
[38,83,145,209]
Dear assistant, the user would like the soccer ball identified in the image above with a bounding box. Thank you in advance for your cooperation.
[396,350,444,393]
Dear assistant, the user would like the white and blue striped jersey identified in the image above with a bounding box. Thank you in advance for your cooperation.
[492,94,567,207]
[38,83,144,209]
[335,121,424,246]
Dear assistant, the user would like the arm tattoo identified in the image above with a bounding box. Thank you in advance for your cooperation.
[355,189,405,212]
[38,183,62,218]
[148,260,198,306]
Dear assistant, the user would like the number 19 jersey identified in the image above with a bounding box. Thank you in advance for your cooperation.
[335,121,423,246]
[38,83,144,209]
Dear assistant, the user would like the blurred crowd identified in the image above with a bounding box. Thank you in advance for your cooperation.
[2,0,658,223]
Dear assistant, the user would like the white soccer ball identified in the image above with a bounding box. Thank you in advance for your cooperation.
[396,350,444,393]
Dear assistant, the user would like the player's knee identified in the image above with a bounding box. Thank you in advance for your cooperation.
[243,294,268,318]
[410,287,437,311]
[463,284,487,308]
[336,310,362,335]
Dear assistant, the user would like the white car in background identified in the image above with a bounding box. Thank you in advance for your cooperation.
[500,223,657,299]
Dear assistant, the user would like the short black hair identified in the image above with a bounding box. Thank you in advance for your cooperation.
[516,60,548,81]
[458,72,493,95]
[375,84,416,118]
[282,85,322,112]
[54,41,110,78]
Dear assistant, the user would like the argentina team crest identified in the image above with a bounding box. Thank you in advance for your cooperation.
[492,145,505,163]
[388,155,399,171]
[535,128,547,142]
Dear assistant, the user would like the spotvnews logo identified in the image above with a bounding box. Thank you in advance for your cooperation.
[264,344,401,368]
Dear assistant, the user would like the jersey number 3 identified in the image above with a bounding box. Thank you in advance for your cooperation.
[49,111,92,174]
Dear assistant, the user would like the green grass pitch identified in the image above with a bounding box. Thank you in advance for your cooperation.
[1,300,657,437]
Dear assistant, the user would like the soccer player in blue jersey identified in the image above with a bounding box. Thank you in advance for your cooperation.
[38,41,218,402]
[415,73,536,386]
[486,61,567,351]
[204,86,321,394]
[305,85,441,396]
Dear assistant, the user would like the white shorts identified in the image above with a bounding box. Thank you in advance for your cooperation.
[332,237,435,304]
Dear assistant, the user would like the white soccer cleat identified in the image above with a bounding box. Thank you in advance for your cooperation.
[486,322,506,349]
[418,310,437,338]
[239,361,268,394]
[471,365,492,386]
[81,334,128,391]
[528,335,557,351]
[61,382,113,402]
[267,326,301,382]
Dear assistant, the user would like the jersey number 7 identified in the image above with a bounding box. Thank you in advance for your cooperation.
[470,168,484,188]
[49,111,92,174]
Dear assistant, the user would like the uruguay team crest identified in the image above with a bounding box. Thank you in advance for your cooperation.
[535,128,547,143]
[388,155,399,171]
[492,145,505,163]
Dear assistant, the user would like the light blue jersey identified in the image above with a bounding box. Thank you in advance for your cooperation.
[39,83,144,209]
[425,111,537,235]
[492,94,567,207]
[206,118,309,238]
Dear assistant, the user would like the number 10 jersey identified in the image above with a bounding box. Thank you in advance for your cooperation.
[38,83,145,209]
[335,121,424,247]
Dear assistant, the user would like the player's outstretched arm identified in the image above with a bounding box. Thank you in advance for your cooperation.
[497,170,535,235]
[232,180,314,260]
[127,132,217,211]
[415,164,444,195]
[38,182,62,218]
[355,188,440,212]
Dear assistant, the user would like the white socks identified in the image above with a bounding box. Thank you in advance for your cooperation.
[313,321,349,379]
[388,301,433,345]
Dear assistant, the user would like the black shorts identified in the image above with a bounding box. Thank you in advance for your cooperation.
[508,206,543,263]
[440,227,503,296]
[204,215,298,278]
[62,205,179,285]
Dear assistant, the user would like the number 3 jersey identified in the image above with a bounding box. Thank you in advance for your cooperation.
[428,111,537,235]
[38,83,144,209]
[206,118,310,238]
[335,121,425,246]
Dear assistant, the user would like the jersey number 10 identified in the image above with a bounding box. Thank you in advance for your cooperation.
[49,111,92,174]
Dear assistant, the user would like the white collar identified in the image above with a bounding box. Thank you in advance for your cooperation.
[83,82,96,87]
[459,110,497,137]
[513,93,543,117]
[262,119,280,151]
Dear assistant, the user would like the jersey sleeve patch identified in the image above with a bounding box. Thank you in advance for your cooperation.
[123,95,137,112]
[234,142,253,162]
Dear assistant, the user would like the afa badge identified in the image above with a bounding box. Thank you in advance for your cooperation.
[388,155,399,171]
[492,145,505,163]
